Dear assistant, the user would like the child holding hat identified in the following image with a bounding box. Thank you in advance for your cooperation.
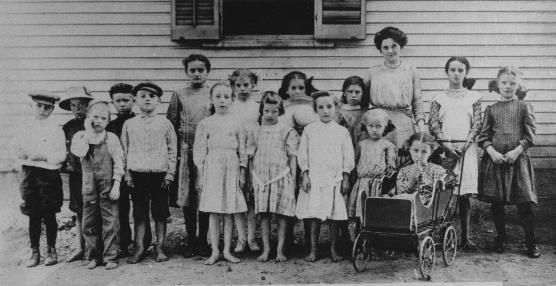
[59,86,94,263]
[14,91,66,267]
[71,100,125,270]
[121,82,178,263]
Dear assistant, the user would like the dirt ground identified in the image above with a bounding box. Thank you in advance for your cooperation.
[1,172,556,286]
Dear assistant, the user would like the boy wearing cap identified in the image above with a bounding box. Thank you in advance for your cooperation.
[166,54,212,257]
[59,86,94,262]
[14,91,66,267]
[121,82,177,263]
[105,83,152,258]
[71,100,125,270]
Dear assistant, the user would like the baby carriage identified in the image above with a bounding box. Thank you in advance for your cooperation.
[351,139,469,280]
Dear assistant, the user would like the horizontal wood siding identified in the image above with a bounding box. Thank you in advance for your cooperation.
[1,0,556,169]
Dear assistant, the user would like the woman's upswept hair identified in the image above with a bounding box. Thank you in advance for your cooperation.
[278,71,318,100]
[374,26,408,50]
[257,90,285,124]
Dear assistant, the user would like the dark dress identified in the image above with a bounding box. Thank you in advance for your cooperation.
[477,98,537,204]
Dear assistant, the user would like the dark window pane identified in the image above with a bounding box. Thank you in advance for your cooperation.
[223,0,314,35]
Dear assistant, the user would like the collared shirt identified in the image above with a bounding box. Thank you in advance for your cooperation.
[13,117,66,170]
[70,130,125,181]
[121,113,177,181]
[106,112,135,138]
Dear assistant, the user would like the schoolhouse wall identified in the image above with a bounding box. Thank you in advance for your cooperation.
[1,0,556,171]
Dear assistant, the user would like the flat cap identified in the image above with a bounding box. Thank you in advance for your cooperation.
[133,82,163,97]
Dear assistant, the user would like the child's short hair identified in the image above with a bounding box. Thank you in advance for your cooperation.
[340,75,370,109]
[109,83,134,99]
[258,90,285,124]
[374,26,408,50]
[444,56,476,90]
[208,82,233,115]
[278,71,318,100]
[360,108,395,136]
[87,100,111,120]
[311,90,339,112]
[229,68,258,86]
[182,54,211,72]
[405,132,438,152]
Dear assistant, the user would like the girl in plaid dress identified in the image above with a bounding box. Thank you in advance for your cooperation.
[248,91,300,262]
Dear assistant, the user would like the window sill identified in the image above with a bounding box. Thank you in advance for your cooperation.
[201,35,334,48]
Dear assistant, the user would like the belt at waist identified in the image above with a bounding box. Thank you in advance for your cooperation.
[252,167,290,190]
[374,106,414,118]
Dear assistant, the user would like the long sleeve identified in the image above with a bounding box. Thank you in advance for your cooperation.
[245,125,258,160]
[106,132,125,181]
[192,120,208,168]
[297,129,309,172]
[165,121,178,181]
[285,129,300,157]
[396,166,416,194]
[342,130,355,174]
[120,121,131,181]
[428,100,445,140]
[385,141,398,172]
[411,68,425,123]
[467,100,483,141]
[478,105,494,151]
[167,91,180,134]
[46,127,67,166]
[519,103,536,151]
[238,125,248,168]
[70,131,89,158]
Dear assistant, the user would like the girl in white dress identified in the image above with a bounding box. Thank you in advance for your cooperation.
[296,91,355,263]
[193,82,248,265]
[429,56,482,250]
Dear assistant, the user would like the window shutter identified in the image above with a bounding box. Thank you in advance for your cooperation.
[314,0,366,40]
[171,0,220,40]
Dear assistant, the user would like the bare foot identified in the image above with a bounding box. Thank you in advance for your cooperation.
[304,252,317,262]
[248,239,261,252]
[233,239,246,253]
[105,262,118,270]
[127,249,144,264]
[66,249,84,263]
[204,254,220,265]
[256,251,270,262]
[275,251,288,262]
[155,248,169,262]
[330,248,344,262]
[223,251,240,263]
[85,260,98,269]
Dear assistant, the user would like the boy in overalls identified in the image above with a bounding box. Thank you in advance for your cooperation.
[71,101,125,269]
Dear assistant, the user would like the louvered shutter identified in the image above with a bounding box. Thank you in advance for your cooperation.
[171,0,220,40]
[315,0,366,39]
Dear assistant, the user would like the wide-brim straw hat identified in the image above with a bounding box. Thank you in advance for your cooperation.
[59,86,94,111]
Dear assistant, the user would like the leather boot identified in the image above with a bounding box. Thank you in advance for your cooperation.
[44,246,58,266]
[26,248,40,267]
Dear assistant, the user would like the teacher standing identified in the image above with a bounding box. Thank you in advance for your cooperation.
[366,26,425,149]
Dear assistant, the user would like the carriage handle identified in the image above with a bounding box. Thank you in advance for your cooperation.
[436,139,471,219]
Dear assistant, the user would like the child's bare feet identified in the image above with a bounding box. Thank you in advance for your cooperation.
[330,248,344,262]
[256,251,270,262]
[66,249,84,263]
[127,249,145,264]
[155,248,169,262]
[233,239,246,253]
[85,260,98,269]
[223,251,240,263]
[105,261,118,270]
[275,251,288,262]
[304,252,317,262]
[204,254,220,265]
[248,239,261,252]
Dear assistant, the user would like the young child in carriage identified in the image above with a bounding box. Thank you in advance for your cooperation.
[347,109,397,234]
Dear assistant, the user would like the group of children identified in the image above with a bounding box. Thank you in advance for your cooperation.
[16,27,541,270]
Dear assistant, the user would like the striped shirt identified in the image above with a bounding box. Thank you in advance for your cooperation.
[121,113,177,181]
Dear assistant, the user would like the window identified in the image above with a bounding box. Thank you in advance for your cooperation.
[171,0,366,43]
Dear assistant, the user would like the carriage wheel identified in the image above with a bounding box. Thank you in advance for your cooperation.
[442,226,457,266]
[418,236,435,280]
[352,233,371,272]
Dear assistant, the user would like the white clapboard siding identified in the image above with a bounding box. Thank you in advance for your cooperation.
[1,0,556,170]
